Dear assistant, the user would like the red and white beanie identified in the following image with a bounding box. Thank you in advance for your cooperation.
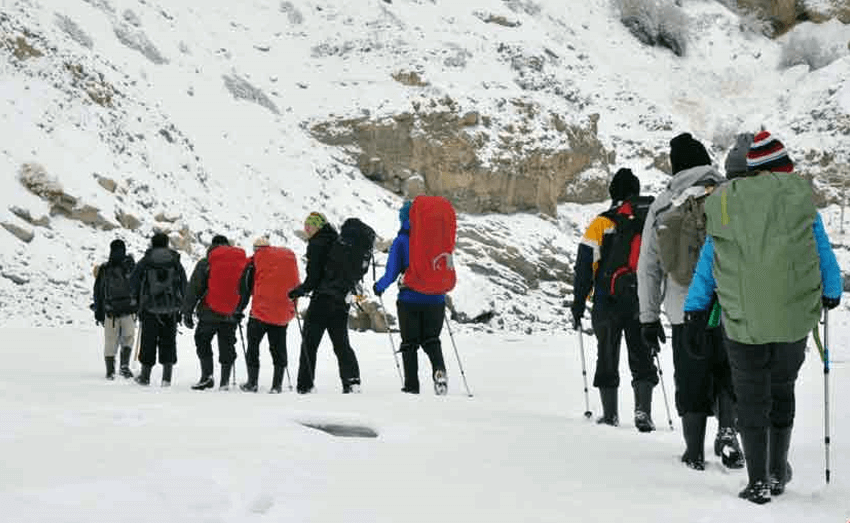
[746,130,793,173]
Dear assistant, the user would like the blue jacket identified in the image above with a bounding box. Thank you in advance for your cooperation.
[684,212,843,312]
[374,221,445,305]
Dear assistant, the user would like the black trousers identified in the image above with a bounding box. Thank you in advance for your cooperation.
[296,294,360,390]
[397,301,447,390]
[138,311,177,366]
[671,325,735,416]
[194,318,237,365]
[590,302,657,388]
[724,334,806,430]
[246,317,288,368]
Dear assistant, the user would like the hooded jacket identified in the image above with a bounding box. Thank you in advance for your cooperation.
[637,164,725,325]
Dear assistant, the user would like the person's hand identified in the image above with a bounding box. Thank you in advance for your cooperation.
[640,320,666,355]
[233,310,244,322]
[570,303,584,331]
[823,295,840,310]
[373,282,384,297]
[95,312,105,325]
[288,287,305,300]
[183,313,194,330]
[683,310,709,357]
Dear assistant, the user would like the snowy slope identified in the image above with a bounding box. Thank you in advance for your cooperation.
[0,320,848,522]
[1,0,849,330]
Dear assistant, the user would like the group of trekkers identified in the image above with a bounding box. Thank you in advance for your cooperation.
[91,196,459,397]
[571,130,843,504]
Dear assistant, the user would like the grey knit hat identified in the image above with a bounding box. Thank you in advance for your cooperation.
[724,132,754,179]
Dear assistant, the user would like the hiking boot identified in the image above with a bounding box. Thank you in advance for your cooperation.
[161,363,173,387]
[769,426,793,495]
[681,413,707,471]
[715,427,745,469]
[433,369,448,396]
[219,363,233,389]
[635,411,655,433]
[191,375,214,390]
[105,356,116,380]
[119,346,134,378]
[401,385,420,394]
[271,366,285,392]
[269,385,282,394]
[241,366,259,393]
[342,383,362,394]
[135,364,151,386]
[296,386,315,395]
[596,387,619,426]
[738,480,771,504]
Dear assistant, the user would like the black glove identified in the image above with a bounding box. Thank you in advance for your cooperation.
[233,310,244,322]
[823,295,840,310]
[570,303,584,331]
[640,320,666,354]
[288,286,305,300]
[683,310,709,358]
[95,312,105,325]
[183,313,194,330]
[373,282,384,297]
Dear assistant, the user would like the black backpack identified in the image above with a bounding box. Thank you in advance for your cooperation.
[102,261,137,316]
[596,196,654,308]
[319,218,376,298]
[140,248,183,315]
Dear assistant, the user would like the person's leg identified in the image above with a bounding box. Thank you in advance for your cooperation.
[297,300,327,393]
[217,321,238,388]
[397,301,422,393]
[158,314,178,386]
[768,337,806,495]
[117,315,135,378]
[136,312,157,385]
[624,313,657,432]
[326,299,359,392]
[267,322,288,392]
[591,303,621,425]
[421,303,447,395]
[711,329,744,469]
[103,318,119,379]
[193,320,216,384]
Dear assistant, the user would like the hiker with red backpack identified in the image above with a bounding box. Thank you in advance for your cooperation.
[182,234,248,391]
[571,168,658,430]
[234,237,301,393]
[288,212,369,394]
[129,232,187,386]
[637,132,743,471]
[92,238,137,380]
[373,197,456,395]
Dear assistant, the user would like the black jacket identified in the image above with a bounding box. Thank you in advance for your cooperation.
[130,247,188,315]
[291,223,337,296]
[92,254,136,321]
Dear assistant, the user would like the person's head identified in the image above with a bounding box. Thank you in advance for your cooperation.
[109,238,126,257]
[746,130,793,174]
[724,132,754,179]
[609,168,640,202]
[303,212,327,238]
[211,234,229,247]
[253,236,270,251]
[670,132,712,175]
[399,200,412,224]
[151,231,169,248]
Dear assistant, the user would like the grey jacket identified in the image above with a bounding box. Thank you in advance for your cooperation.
[637,165,725,325]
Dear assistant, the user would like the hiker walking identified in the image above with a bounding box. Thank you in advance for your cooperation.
[92,239,137,380]
[182,235,247,391]
[638,132,744,470]
[289,212,370,394]
[235,237,300,393]
[572,168,658,430]
[684,130,842,504]
[130,232,187,387]
[374,198,456,395]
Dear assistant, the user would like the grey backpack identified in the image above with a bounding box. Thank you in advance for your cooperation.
[656,193,708,286]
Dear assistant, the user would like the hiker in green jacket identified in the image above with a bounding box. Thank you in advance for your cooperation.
[684,130,843,504]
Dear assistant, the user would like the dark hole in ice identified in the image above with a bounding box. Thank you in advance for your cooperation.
[300,422,378,438]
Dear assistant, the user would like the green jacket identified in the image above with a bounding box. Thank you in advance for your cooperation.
[704,172,821,344]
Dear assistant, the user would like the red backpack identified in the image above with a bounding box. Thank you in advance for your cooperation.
[251,246,300,326]
[403,196,457,294]
[204,246,249,315]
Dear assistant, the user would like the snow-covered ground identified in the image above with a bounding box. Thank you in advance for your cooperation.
[1,315,848,522]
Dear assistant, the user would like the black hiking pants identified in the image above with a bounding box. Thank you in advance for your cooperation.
[246,317,288,369]
[724,334,806,430]
[296,294,360,391]
[672,325,735,416]
[138,311,178,366]
[397,301,447,392]
[591,301,657,388]
[194,318,237,365]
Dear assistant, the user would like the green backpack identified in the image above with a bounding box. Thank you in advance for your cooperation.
[656,193,708,286]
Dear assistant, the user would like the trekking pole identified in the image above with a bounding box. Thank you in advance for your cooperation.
[824,309,831,484]
[237,322,248,389]
[576,326,592,419]
[377,296,404,385]
[654,351,675,431]
[133,315,142,364]
[444,310,473,398]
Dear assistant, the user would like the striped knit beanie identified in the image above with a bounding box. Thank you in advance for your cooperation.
[304,212,327,231]
[746,131,793,173]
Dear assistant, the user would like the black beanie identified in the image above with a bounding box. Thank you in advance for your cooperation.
[609,168,640,202]
[151,232,169,248]
[211,234,229,247]
[109,239,126,255]
[670,133,711,174]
